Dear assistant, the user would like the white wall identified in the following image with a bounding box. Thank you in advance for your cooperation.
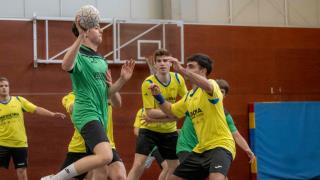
[0,0,319,27]
[197,0,229,23]
[131,0,163,19]
[0,0,25,17]
[177,0,320,27]
[0,0,163,19]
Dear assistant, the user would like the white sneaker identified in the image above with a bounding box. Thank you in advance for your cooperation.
[40,175,54,180]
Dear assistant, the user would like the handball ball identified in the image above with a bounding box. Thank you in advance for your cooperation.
[76,5,100,30]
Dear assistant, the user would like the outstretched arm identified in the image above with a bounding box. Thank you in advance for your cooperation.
[168,57,213,95]
[34,107,66,119]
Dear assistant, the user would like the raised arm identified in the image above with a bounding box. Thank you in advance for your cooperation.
[168,57,213,95]
[108,59,135,96]
[61,19,86,71]
[109,92,122,108]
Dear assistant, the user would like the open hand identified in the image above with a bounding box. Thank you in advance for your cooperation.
[53,112,66,119]
[120,59,135,81]
[168,57,184,74]
[246,149,256,163]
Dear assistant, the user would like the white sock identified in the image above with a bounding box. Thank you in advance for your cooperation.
[52,164,79,180]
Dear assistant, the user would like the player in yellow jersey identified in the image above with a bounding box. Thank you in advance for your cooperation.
[128,49,188,180]
[149,54,236,180]
[0,77,65,180]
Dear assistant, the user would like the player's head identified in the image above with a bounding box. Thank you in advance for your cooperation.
[153,49,172,75]
[72,22,103,46]
[216,79,230,97]
[186,53,213,77]
[0,77,10,97]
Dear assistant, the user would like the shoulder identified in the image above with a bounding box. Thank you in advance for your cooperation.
[142,75,155,86]
[171,72,184,84]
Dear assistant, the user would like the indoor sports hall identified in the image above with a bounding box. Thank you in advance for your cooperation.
[0,1,319,180]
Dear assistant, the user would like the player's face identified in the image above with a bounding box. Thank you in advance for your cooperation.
[0,81,9,97]
[87,25,103,45]
[155,56,171,74]
[221,89,226,97]
[186,61,201,74]
[186,61,207,77]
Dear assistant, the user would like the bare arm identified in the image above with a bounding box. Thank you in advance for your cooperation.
[145,108,174,119]
[109,92,121,108]
[145,55,157,75]
[34,107,66,119]
[169,57,213,94]
[232,131,255,163]
[133,127,139,136]
[142,114,177,123]
[108,60,135,96]
[61,20,85,71]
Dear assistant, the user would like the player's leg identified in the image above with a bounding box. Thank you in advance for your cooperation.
[207,148,232,180]
[107,149,126,180]
[12,147,28,180]
[91,165,107,180]
[156,131,179,180]
[60,152,89,180]
[42,120,113,180]
[170,152,206,180]
[151,148,168,180]
[127,129,157,180]
[73,120,113,173]
[0,146,12,170]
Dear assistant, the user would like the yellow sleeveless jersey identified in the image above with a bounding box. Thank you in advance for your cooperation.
[171,79,236,159]
[62,92,115,153]
[0,96,37,147]
[141,72,187,133]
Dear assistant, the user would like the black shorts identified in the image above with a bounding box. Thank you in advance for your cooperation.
[61,152,88,180]
[80,120,109,153]
[110,149,122,165]
[177,151,191,164]
[151,148,164,168]
[0,146,28,169]
[136,129,178,160]
[174,147,233,180]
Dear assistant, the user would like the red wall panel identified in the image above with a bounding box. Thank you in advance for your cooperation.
[0,21,320,180]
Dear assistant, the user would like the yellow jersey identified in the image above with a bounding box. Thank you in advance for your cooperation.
[133,108,143,128]
[141,72,187,133]
[171,79,236,158]
[62,92,115,153]
[0,96,37,147]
